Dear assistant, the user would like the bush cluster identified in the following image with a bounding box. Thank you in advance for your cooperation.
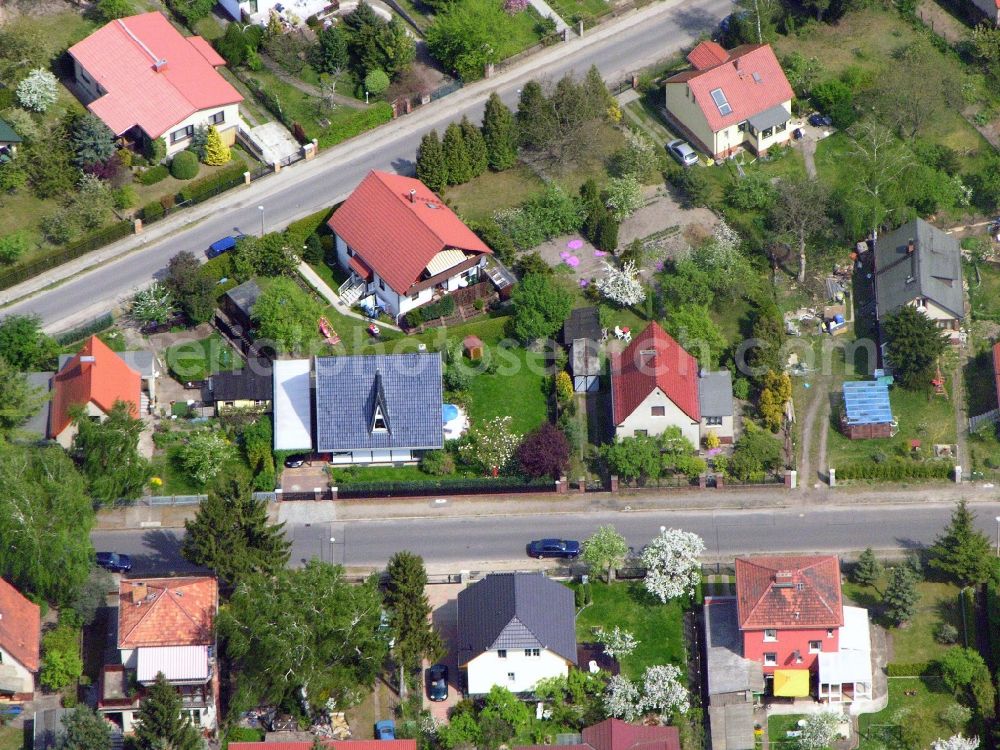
[170,151,200,180]
[138,165,169,185]
[142,201,165,222]
[886,662,935,677]
[404,295,455,327]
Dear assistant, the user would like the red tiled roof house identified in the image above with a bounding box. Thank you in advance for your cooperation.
[517,719,680,750]
[48,335,142,449]
[68,12,243,158]
[664,42,793,160]
[610,322,734,447]
[0,579,40,700]
[328,171,493,321]
[98,577,219,734]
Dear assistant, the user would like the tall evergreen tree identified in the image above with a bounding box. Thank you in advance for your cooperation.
[71,114,116,169]
[57,705,112,750]
[929,499,995,588]
[852,547,884,589]
[385,552,444,695]
[133,673,202,750]
[311,25,349,75]
[182,468,290,591]
[203,125,230,166]
[516,81,557,152]
[582,64,613,120]
[0,356,48,438]
[460,116,488,177]
[881,304,948,390]
[416,130,448,193]
[481,92,517,171]
[442,122,472,186]
[882,564,920,626]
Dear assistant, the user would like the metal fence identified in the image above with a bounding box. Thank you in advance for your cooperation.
[429,79,463,102]
[142,491,277,506]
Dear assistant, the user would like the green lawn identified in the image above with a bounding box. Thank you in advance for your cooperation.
[307,259,349,293]
[767,715,810,750]
[150,446,207,496]
[467,345,549,434]
[448,165,546,224]
[546,0,611,25]
[858,677,964,750]
[165,333,243,382]
[330,464,435,483]
[574,581,687,679]
[967,258,1000,324]
[500,6,550,56]
[0,726,24,750]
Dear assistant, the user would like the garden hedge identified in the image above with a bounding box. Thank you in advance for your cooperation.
[138,165,169,185]
[177,162,248,204]
[836,459,952,481]
[886,662,936,677]
[142,201,165,222]
[170,150,200,180]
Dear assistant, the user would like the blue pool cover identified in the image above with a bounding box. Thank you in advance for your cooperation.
[442,404,459,422]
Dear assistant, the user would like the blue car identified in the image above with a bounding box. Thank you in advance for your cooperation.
[96,552,132,573]
[375,720,396,740]
[206,234,246,259]
[527,539,580,559]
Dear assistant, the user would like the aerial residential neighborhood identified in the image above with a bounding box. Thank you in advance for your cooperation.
[5,0,1000,747]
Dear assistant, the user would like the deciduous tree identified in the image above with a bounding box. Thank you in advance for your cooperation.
[16,68,57,113]
[510,272,572,343]
[178,429,237,486]
[458,415,520,476]
[641,664,689,716]
[843,119,911,240]
[0,314,58,370]
[233,232,297,280]
[165,251,216,324]
[604,675,641,721]
[771,176,830,283]
[929,500,994,588]
[0,357,48,438]
[665,304,726,369]
[582,525,629,582]
[41,624,83,691]
[57,705,112,750]
[641,528,704,602]
[594,626,638,658]
[252,277,324,352]
[798,712,841,750]
[71,401,151,506]
[131,283,176,325]
[515,422,570,479]
[932,736,980,750]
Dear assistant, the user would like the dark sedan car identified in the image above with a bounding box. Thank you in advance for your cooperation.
[427,664,449,702]
[808,113,833,127]
[96,552,132,573]
[527,539,580,559]
[284,454,308,468]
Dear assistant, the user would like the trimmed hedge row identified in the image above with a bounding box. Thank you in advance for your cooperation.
[886,662,937,677]
[177,162,248,204]
[836,459,953,481]
[138,165,169,185]
[403,294,456,327]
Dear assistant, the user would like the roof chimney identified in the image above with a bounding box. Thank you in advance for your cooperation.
[907,238,915,254]
[773,570,794,588]
[80,356,96,364]
[153,59,168,72]
[131,582,148,604]
[409,189,416,203]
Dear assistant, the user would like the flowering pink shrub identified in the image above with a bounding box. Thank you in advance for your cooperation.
[504,0,528,14]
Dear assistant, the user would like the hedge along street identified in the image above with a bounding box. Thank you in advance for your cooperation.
[1,0,733,333]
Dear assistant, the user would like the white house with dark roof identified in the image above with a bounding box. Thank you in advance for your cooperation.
[457,572,577,695]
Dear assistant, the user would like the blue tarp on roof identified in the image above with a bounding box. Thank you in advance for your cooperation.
[843,380,893,426]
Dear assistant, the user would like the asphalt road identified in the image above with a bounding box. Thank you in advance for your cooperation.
[91,500,1000,575]
[3,0,732,331]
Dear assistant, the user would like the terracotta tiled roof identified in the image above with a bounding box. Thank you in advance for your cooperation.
[610,322,700,425]
[0,579,40,672]
[229,742,417,750]
[327,171,491,296]
[735,556,843,630]
[118,577,217,649]
[68,12,242,139]
[518,720,679,750]
[665,43,793,133]
[49,335,141,439]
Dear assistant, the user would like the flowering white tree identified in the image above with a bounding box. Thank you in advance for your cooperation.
[605,175,643,221]
[16,69,58,113]
[594,626,639,659]
[641,664,689,716]
[458,416,520,476]
[596,260,646,306]
[640,528,705,602]
[797,712,842,750]
[932,736,980,750]
[603,675,642,721]
[131,283,176,325]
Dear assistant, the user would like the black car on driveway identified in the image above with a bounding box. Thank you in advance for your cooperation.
[96,552,132,573]
[427,664,449,702]
[808,113,833,127]
[527,539,580,559]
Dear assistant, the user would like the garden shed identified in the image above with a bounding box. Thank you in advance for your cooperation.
[464,335,484,361]
[840,381,895,440]
[563,307,602,393]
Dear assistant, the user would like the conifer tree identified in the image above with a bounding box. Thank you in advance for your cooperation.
[853,548,883,589]
[930,499,995,588]
[416,129,448,193]
[442,122,471,185]
[460,116,488,177]
[203,125,231,166]
[516,81,557,152]
[385,552,444,694]
[133,673,202,750]
[481,92,518,171]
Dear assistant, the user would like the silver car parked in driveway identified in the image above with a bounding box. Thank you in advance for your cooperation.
[666,139,699,167]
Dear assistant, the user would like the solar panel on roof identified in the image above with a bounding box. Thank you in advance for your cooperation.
[710,87,732,116]
[842,381,893,426]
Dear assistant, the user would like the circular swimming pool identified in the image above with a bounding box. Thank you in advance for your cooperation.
[442,403,459,422]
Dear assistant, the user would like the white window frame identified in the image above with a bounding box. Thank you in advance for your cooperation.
[763,629,777,642]
[763,652,777,666]
[808,640,822,653]
[497,649,507,659]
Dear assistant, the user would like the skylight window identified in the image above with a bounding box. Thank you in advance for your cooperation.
[752,71,762,83]
[710,87,732,116]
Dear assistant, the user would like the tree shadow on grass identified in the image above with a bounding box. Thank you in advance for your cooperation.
[626,580,664,607]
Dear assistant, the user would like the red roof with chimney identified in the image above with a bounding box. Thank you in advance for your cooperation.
[0,578,40,672]
[118,577,218,649]
[68,12,242,139]
[230,742,417,750]
[735,556,843,630]
[327,170,492,295]
[666,42,793,133]
[610,321,700,425]
[517,720,680,750]
[49,335,141,439]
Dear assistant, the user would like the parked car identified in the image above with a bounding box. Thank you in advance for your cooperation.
[808,113,833,127]
[527,539,581,559]
[206,234,246,259]
[283,454,307,468]
[375,720,396,740]
[96,552,132,573]
[427,664,449,702]
[666,139,699,167]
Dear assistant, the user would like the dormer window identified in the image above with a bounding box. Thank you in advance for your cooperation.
[372,405,387,433]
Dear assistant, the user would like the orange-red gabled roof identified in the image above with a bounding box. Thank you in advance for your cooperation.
[68,12,242,139]
[0,578,40,672]
[49,336,141,438]
[118,577,218,649]
[735,556,843,630]
[610,322,700,425]
[666,42,793,133]
[518,720,679,750]
[327,171,492,295]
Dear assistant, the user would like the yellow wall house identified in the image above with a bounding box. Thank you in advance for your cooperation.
[664,41,794,160]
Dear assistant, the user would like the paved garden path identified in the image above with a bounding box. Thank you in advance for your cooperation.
[529,0,571,32]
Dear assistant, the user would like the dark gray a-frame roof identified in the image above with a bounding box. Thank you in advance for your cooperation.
[874,219,964,320]
[457,572,577,665]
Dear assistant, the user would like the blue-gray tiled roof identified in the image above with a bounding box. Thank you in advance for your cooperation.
[457,572,577,665]
[875,219,963,320]
[314,353,444,452]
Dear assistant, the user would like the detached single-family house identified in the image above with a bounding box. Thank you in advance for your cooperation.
[664,41,793,159]
[49,336,143,449]
[99,577,219,733]
[0,119,21,162]
[0,579,40,700]
[517,719,680,750]
[272,353,444,463]
[205,368,273,413]
[610,322,734,446]
[328,171,493,320]
[874,219,964,340]
[219,0,357,26]
[68,12,243,158]
[457,572,577,695]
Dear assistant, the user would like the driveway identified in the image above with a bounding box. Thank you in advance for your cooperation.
[425,583,464,722]
[282,464,329,492]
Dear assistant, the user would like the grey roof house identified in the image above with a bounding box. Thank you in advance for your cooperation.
[874,219,964,337]
[205,368,273,413]
[221,280,263,331]
[564,307,602,393]
[703,597,763,750]
[457,572,577,695]
[0,118,21,161]
[312,353,443,463]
